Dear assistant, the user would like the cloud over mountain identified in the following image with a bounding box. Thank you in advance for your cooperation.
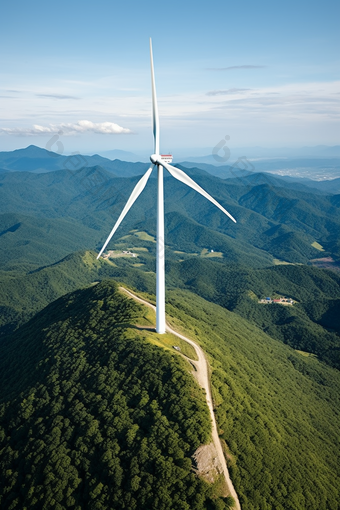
[0,120,132,136]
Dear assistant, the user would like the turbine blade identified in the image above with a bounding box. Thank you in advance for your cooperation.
[162,162,237,223]
[150,38,160,155]
[97,166,154,259]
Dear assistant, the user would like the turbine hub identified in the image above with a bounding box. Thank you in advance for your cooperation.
[150,153,159,164]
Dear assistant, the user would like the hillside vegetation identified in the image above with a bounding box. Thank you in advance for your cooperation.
[165,288,340,510]
[0,251,156,336]
[1,250,340,371]
[167,258,340,369]
[0,213,101,273]
[1,148,340,509]
[1,159,340,265]
[1,280,339,509]
[0,281,222,510]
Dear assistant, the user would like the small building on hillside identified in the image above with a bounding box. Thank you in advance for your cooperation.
[259,296,294,305]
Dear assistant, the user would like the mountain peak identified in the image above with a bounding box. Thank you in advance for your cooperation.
[15,145,55,158]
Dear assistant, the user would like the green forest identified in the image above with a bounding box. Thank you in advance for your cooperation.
[165,289,340,509]
[2,248,339,369]
[0,281,227,510]
[166,258,340,369]
[1,279,339,509]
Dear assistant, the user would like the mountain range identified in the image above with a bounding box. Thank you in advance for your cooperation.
[0,145,150,177]
[1,145,340,185]
[0,145,339,509]
[1,149,339,267]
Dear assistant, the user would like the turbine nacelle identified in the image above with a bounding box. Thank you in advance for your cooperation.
[150,154,173,165]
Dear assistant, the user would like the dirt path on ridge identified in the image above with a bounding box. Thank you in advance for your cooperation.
[119,287,241,510]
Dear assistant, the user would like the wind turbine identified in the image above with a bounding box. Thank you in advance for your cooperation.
[97,39,236,334]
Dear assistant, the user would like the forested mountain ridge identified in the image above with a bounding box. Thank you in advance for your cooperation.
[1,163,340,264]
[2,146,340,191]
[0,281,220,510]
[0,250,158,336]
[1,249,340,369]
[0,145,150,177]
[1,280,339,509]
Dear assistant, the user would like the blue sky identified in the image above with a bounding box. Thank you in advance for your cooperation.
[1,0,339,156]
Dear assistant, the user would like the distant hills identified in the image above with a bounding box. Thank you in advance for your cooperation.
[0,145,149,177]
[1,145,340,184]
[1,152,338,370]
[180,157,340,183]
[0,213,98,272]
[1,152,340,269]
[99,148,146,162]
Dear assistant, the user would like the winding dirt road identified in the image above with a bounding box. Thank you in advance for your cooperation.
[120,287,241,510]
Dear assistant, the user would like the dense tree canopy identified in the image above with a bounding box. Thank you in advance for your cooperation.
[0,281,226,510]
[167,258,340,369]
[166,289,340,510]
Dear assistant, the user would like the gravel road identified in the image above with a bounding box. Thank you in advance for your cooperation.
[120,287,241,510]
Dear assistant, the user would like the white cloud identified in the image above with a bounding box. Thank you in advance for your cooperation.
[207,65,267,71]
[153,80,340,123]
[0,120,132,136]
[1,79,339,147]
[36,94,80,100]
[206,88,251,96]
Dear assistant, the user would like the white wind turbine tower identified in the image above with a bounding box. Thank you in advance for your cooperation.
[97,39,236,334]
